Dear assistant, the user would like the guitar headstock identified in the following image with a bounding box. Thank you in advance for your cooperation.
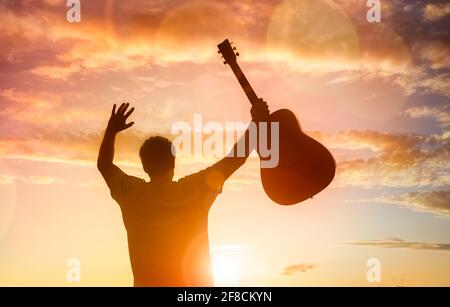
[217,39,239,66]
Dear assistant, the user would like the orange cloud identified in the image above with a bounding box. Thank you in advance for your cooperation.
[415,40,450,70]
[281,264,318,275]
[423,3,450,22]
[0,89,102,128]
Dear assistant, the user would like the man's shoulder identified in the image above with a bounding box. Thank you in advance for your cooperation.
[110,173,146,201]
[125,175,146,184]
[177,167,224,194]
[177,169,206,185]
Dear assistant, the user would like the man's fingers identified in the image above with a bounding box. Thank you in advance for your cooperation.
[251,98,270,122]
[116,103,124,114]
[120,103,127,114]
[258,98,268,108]
[111,104,116,116]
[124,121,135,129]
[121,102,131,115]
[115,103,134,119]
[124,107,135,119]
[117,102,127,114]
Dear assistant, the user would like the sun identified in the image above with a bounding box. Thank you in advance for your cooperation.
[212,254,241,286]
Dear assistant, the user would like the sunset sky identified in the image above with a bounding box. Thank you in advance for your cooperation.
[0,0,449,286]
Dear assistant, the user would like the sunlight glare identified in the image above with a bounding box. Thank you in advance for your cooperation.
[212,254,241,286]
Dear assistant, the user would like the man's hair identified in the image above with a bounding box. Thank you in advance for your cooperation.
[139,136,175,175]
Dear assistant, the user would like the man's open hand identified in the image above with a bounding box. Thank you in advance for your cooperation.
[107,103,135,134]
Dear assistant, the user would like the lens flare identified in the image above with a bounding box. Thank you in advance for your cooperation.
[267,0,360,69]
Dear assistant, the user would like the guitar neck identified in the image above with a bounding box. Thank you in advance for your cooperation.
[229,62,259,105]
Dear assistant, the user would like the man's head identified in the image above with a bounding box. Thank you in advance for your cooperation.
[139,136,175,181]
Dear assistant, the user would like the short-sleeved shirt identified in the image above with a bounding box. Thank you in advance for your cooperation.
[109,167,225,286]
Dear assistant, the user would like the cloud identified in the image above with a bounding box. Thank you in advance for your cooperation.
[415,40,450,70]
[0,129,143,168]
[0,0,430,78]
[0,0,448,112]
[417,73,450,98]
[0,174,65,185]
[375,190,450,218]
[314,130,450,189]
[403,105,450,128]
[306,129,449,219]
[0,1,158,80]
[0,89,103,128]
[281,264,318,276]
[422,3,450,22]
[343,238,450,251]
[335,0,449,97]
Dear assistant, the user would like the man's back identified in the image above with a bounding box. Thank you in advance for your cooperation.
[110,168,224,286]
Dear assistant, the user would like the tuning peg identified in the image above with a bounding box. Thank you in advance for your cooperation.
[233,47,236,50]
[217,50,221,54]
[236,52,239,57]
[223,61,227,65]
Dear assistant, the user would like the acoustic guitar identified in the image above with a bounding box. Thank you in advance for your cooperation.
[217,39,336,205]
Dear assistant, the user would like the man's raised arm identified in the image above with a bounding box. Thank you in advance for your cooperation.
[208,98,270,181]
[97,103,135,188]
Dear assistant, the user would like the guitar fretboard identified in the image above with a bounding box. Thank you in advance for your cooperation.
[229,62,259,105]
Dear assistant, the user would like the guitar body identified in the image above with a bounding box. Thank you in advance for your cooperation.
[260,109,336,205]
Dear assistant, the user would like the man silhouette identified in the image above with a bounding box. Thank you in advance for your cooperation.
[97,101,268,286]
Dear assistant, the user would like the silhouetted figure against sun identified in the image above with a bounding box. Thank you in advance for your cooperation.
[97,102,269,286]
